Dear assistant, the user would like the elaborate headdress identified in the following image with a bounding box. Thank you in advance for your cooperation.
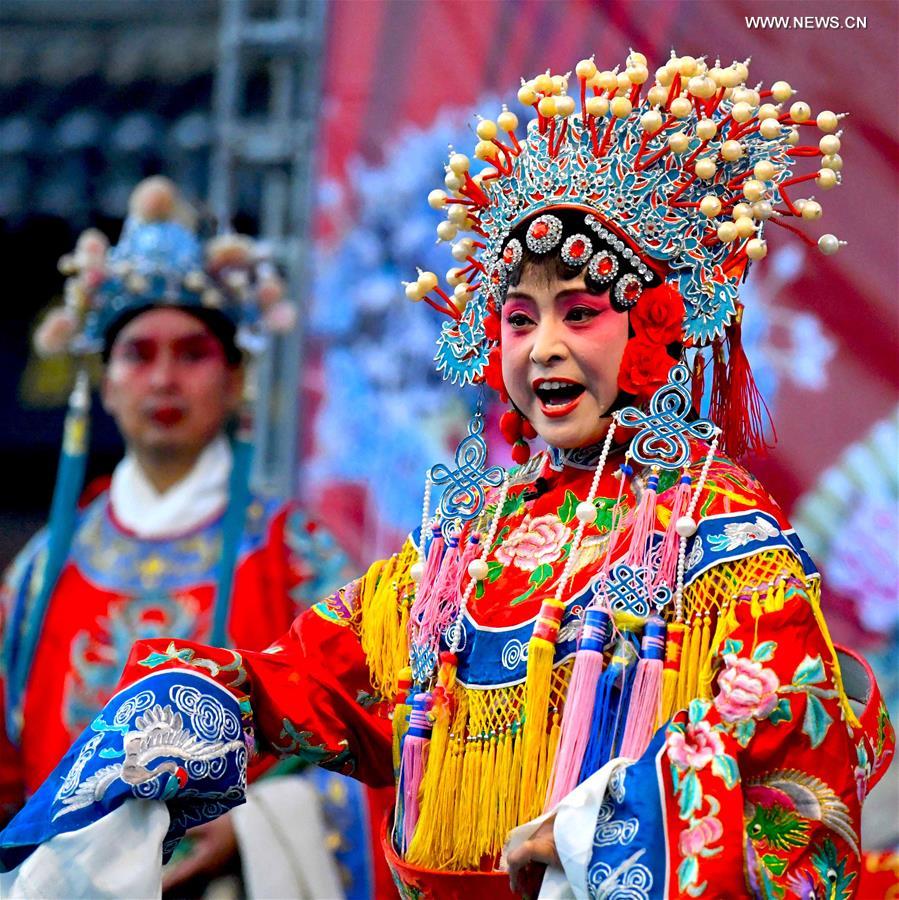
[35,176,296,360]
[406,51,846,458]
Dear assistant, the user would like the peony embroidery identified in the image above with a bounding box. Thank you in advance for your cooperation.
[495,514,570,573]
[667,718,725,771]
[678,813,724,858]
[667,701,739,894]
[714,653,780,723]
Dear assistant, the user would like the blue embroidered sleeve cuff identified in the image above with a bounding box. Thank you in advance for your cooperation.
[0,670,248,872]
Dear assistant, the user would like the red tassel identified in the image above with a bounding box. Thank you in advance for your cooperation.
[712,306,776,460]
[691,351,707,414]
[500,408,536,455]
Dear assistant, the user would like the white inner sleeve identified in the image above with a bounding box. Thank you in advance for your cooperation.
[231,775,345,900]
[0,800,169,899]
[502,757,632,900]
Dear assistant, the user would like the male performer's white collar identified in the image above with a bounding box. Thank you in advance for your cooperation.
[109,435,233,539]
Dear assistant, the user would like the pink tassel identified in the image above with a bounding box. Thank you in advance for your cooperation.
[410,525,445,645]
[545,607,612,809]
[652,473,692,591]
[417,533,475,659]
[625,470,659,571]
[619,618,666,759]
[396,692,432,853]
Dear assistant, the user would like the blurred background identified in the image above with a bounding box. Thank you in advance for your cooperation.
[1,0,896,848]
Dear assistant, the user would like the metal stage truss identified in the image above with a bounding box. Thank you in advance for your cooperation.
[210,0,327,499]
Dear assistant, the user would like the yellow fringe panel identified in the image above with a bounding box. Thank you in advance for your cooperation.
[403,662,572,871]
[358,539,417,698]
[680,547,860,729]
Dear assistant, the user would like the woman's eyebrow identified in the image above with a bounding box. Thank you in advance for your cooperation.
[505,291,535,303]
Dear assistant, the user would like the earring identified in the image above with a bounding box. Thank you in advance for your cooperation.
[500,408,537,464]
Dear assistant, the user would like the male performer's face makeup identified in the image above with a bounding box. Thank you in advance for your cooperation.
[501,267,628,449]
[102,308,242,463]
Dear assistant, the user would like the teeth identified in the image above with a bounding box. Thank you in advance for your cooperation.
[540,381,568,390]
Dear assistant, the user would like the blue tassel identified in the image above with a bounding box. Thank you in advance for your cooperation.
[8,372,91,739]
[579,632,639,779]
[210,436,254,646]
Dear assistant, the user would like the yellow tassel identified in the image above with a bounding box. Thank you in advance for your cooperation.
[466,738,486,866]
[695,613,712,699]
[541,710,562,806]
[433,736,462,866]
[684,614,704,703]
[405,692,451,867]
[750,588,763,619]
[358,539,417,698]
[658,622,685,726]
[699,601,731,700]
[453,737,483,869]
[707,597,736,662]
[766,578,786,613]
[809,592,862,729]
[477,734,499,859]
[518,598,565,823]
[676,617,693,710]
[505,725,523,836]
[493,728,513,854]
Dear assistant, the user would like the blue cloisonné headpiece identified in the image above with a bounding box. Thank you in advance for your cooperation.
[35,176,297,359]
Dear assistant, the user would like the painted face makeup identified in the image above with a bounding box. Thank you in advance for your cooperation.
[500,268,629,450]
[102,308,242,462]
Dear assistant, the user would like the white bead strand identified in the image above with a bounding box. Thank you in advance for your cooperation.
[450,470,512,654]
[673,429,721,621]
[555,421,618,598]
[410,471,432,584]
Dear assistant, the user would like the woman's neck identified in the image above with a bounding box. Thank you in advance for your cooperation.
[551,437,627,470]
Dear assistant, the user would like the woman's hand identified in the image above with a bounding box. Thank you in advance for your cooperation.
[506,814,560,896]
[161,813,239,893]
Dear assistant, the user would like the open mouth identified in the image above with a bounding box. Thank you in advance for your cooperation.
[533,379,586,417]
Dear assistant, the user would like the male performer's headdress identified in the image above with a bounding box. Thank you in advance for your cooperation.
[35,176,296,361]
[406,51,846,458]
